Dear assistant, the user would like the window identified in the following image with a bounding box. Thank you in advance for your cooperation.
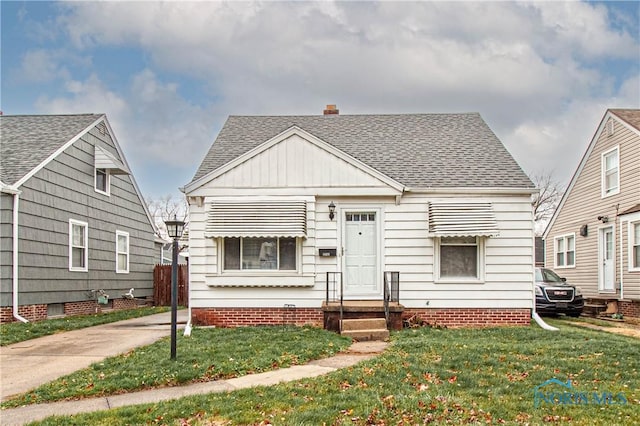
[223,237,297,271]
[554,234,575,268]
[602,147,619,197]
[69,219,88,271]
[95,168,110,194]
[631,222,640,271]
[116,231,129,273]
[437,236,482,280]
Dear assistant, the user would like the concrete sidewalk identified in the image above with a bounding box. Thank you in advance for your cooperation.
[1,311,387,425]
[1,310,188,401]
[1,341,386,426]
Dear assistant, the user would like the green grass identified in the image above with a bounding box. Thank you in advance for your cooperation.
[26,323,640,426]
[0,307,170,346]
[2,325,351,408]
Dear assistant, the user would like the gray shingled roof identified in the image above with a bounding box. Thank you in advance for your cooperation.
[0,114,101,186]
[191,113,534,189]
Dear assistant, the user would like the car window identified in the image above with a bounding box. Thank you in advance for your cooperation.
[541,268,564,283]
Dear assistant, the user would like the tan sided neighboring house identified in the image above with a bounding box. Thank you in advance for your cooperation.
[543,109,640,319]
[0,114,160,322]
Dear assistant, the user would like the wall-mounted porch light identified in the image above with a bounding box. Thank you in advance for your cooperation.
[328,201,336,221]
[597,215,609,224]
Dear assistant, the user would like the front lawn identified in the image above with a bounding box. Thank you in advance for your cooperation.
[2,325,351,407]
[25,322,640,425]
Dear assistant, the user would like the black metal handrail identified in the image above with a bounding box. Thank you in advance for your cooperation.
[326,272,344,333]
[384,271,400,328]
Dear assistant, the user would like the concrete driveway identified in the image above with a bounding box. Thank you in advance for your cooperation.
[0,310,188,401]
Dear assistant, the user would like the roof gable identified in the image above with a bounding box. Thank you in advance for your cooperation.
[190,113,533,190]
[0,113,158,234]
[186,126,405,194]
[543,108,640,238]
[1,114,102,186]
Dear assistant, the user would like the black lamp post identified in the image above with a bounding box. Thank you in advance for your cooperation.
[164,215,185,360]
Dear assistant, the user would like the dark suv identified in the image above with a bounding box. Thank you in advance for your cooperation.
[535,267,584,317]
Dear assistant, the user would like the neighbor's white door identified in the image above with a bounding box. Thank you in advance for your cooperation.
[599,227,615,292]
[343,211,378,296]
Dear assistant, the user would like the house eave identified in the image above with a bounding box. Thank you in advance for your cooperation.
[409,187,537,196]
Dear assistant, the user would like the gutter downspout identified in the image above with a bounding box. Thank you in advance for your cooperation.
[619,216,624,301]
[3,186,29,323]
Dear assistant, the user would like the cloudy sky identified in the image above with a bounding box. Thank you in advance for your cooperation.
[2,1,638,198]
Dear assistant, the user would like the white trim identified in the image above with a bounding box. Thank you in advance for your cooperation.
[553,233,576,269]
[340,205,383,298]
[598,225,616,293]
[434,236,486,284]
[601,145,620,198]
[628,217,640,272]
[116,230,130,273]
[183,126,406,195]
[69,219,88,272]
[94,167,111,196]
[220,236,301,273]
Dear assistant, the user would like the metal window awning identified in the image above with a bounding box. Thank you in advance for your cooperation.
[95,146,130,175]
[428,202,499,237]
[206,200,307,238]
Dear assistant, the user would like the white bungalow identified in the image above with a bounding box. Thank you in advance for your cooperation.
[183,106,536,331]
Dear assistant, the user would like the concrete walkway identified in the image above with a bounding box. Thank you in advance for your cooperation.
[0,312,387,426]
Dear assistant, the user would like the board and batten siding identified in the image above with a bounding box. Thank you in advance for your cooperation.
[545,114,640,298]
[1,123,156,308]
[188,193,534,310]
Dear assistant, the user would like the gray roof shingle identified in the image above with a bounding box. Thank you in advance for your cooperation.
[191,113,534,189]
[0,114,101,186]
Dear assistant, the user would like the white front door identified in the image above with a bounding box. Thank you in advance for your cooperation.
[599,227,615,292]
[343,211,378,296]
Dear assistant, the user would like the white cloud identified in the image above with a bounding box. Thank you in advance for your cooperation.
[29,0,639,195]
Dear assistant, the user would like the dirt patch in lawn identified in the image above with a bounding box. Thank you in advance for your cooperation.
[567,320,640,339]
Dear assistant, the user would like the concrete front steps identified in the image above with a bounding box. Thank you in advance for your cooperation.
[341,318,389,341]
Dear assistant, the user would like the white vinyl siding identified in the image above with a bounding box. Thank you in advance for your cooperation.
[554,234,575,268]
[116,230,130,273]
[601,146,619,197]
[69,219,88,272]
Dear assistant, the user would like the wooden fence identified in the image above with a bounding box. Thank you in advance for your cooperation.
[153,264,189,307]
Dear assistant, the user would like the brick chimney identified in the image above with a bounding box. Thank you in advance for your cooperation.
[323,104,339,115]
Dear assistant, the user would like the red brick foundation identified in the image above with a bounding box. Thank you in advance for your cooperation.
[192,307,324,327]
[64,301,101,316]
[0,298,148,324]
[0,304,48,323]
[619,300,640,320]
[191,307,531,328]
[402,308,531,328]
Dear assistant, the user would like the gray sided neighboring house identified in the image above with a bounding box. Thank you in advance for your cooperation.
[1,114,160,322]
